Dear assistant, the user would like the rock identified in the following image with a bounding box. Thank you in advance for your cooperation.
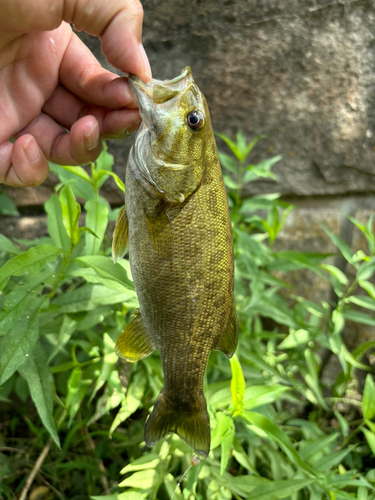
[0,216,48,241]
[6,1,375,203]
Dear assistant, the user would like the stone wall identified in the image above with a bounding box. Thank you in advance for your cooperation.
[1,0,374,346]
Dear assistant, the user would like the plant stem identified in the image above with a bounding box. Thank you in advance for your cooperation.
[18,437,52,500]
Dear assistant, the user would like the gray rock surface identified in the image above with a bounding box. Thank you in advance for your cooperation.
[79,0,375,198]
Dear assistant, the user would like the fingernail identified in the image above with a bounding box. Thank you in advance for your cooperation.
[23,137,41,164]
[84,123,100,151]
[116,120,142,139]
[139,43,152,82]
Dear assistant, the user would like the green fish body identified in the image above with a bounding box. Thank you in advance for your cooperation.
[112,67,237,458]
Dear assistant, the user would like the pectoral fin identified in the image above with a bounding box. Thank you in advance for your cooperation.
[215,302,238,358]
[112,207,128,263]
[115,309,155,362]
[144,202,173,260]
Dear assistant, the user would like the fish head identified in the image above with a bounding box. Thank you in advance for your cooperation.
[129,67,214,203]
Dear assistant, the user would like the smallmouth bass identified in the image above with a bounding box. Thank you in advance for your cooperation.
[112,67,237,458]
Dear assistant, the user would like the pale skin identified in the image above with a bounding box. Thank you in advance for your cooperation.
[0,0,152,188]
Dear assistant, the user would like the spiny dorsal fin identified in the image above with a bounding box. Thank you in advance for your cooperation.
[112,207,128,263]
[115,309,155,362]
[215,301,238,358]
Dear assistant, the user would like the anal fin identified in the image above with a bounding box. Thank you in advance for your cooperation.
[215,301,238,358]
[112,206,128,263]
[115,309,155,362]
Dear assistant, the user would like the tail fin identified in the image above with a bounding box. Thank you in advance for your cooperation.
[144,392,210,458]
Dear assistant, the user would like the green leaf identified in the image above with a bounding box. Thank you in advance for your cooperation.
[118,469,156,489]
[334,411,350,437]
[299,433,339,460]
[120,454,160,474]
[230,354,246,415]
[223,174,239,190]
[0,234,21,255]
[0,271,50,337]
[240,412,316,476]
[52,284,135,312]
[45,194,71,251]
[109,370,147,435]
[320,264,349,286]
[75,255,134,289]
[0,192,19,216]
[60,184,81,245]
[232,441,258,474]
[218,152,238,174]
[343,310,375,326]
[357,258,375,281]
[363,428,375,454]
[18,346,60,447]
[245,479,314,500]
[0,296,46,385]
[358,280,375,300]
[321,225,354,262]
[242,385,289,410]
[244,156,281,182]
[313,446,354,471]
[58,165,93,184]
[85,197,109,255]
[346,295,375,312]
[211,413,234,450]
[212,470,269,497]
[279,329,310,349]
[362,375,375,420]
[305,349,329,410]
[0,244,64,290]
[215,132,241,161]
[347,215,374,252]
[89,333,117,403]
[220,419,235,475]
[242,134,267,161]
[96,170,125,193]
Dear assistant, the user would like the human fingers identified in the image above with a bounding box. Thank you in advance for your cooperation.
[15,113,102,167]
[59,31,138,109]
[63,0,151,81]
[0,136,49,187]
[42,84,141,138]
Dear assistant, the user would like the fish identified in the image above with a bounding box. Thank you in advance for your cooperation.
[112,67,237,458]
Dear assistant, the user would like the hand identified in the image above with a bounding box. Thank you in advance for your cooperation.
[0,0,152,187]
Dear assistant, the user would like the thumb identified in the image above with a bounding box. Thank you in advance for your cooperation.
[63,0,152,82]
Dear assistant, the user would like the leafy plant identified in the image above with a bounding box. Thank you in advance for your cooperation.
[0,135,374,500]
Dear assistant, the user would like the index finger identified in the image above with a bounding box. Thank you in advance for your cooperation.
[63,0,152,82]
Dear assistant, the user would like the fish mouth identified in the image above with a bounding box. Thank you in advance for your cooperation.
[128,67,193,123]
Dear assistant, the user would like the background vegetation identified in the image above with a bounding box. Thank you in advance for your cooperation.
[0,135,375,500]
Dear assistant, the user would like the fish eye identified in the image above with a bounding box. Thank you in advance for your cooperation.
[187,110,204,130]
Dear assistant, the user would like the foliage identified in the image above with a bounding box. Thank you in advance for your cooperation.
[0,135,375,499]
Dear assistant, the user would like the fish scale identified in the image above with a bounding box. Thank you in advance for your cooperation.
[112,67,238,457]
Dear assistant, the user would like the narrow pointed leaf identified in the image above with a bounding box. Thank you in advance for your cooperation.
[18,347,60,447]
[241,412,316,476]
[362,375,375,420]
[230,354,246,414]
[0,296,46,384]
[0,244,63,290]
[45,194,71,251]
[245,479,314,500]
[85,197,109,255]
